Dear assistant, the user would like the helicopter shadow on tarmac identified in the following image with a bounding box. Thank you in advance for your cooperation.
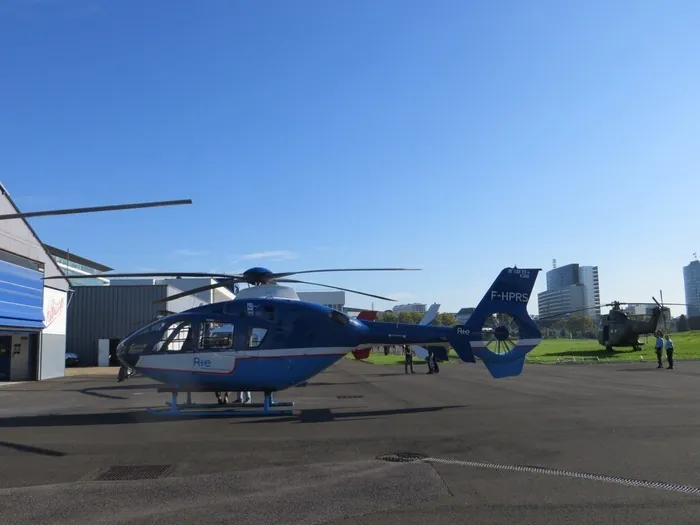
[237,405,468,424]
[544,348,640,359]
[0,404,467,428]
[2,383,162,401]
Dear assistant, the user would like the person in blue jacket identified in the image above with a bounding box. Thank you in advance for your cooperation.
[654,332,664,369]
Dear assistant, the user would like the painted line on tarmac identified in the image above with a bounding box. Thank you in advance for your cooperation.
[425,457,700,496]
[377,453,700,497]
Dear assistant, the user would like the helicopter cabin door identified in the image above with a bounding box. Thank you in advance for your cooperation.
[193,320,237,375]
[602,325,610,343]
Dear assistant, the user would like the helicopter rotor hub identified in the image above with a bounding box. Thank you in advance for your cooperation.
[480,313,521,356]
[494,325,510,341]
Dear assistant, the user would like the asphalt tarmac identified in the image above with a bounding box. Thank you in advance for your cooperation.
[1,359,700,524]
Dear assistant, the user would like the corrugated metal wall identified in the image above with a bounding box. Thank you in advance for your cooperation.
[66,285,166,365]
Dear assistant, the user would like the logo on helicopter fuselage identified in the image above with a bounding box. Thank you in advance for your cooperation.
[490,291,529,303]
[193,356,211,368]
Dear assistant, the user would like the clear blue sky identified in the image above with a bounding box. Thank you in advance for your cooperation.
[1,0,699,314]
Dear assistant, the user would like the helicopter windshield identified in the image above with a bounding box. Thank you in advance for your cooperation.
[117,316,238,362]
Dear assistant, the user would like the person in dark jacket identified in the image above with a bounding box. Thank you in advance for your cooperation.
[404,345,415,374]
[665,334,674,370]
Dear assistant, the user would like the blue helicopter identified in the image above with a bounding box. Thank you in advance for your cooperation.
[49,266,542,417]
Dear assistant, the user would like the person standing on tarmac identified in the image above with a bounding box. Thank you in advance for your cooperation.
[426,348,440,374]
[655,332,664,369]
[404,345,415,374]
[664,334,675,370]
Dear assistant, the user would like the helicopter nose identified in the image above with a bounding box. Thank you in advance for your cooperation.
[116,340,139,368]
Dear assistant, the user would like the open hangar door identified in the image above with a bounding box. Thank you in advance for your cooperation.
[0,252,44,382]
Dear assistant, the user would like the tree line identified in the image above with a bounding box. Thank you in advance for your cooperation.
[537,314,598,338]
[375,310,457,326]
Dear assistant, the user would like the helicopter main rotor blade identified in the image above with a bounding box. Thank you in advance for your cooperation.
[155,277,242,303]
[628,301,688,306]
[277,279,397,302]
[44,271,241,281]
[270,268,421,280]
[0,199,192,220]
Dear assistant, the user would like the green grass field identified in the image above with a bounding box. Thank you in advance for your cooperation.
[354,331,700,365]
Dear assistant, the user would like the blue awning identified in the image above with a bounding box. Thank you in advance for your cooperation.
[0,260,44,330]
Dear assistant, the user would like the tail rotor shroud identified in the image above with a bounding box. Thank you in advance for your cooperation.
[477,313,522,356]
[449,267,543,378]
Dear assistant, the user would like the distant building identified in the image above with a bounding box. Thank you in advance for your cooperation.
[44,244,112,286]
[297,290,345,312]
[684,259,700,318]
[538,285,587,319]
[546,264,579,291]
[537,263,600,320]
[109,278,235,305]
[624,303,670,318]
[577,266,601,318]
[392,303,427,314]
[456,307,475,325]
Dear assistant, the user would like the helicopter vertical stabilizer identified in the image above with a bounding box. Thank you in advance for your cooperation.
[449,267,542,378]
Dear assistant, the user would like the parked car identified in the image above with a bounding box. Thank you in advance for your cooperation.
[65,352,80,367]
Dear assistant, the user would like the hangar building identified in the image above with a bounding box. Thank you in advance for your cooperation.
[66,279,235,366]
[0,184,70,382]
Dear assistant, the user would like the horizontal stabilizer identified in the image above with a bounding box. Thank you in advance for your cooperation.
[357,310,378,321]
[413,344,448,361]
[419,304,440,326]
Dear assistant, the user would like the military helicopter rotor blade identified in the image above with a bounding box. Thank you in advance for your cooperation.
[624,301,687,306]
[0,199,193,220]
[276,278,397,302]
[660,290,668,329]
[537,305,603,321]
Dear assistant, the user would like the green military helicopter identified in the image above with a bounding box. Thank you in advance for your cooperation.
[540,291,687,351]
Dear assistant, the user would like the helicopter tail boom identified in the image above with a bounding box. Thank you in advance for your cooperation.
[449,267,542,378]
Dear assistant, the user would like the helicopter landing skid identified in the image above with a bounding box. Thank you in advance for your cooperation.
[147,391,294,417]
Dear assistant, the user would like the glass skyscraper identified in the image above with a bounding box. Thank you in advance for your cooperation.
[684,259,700,318]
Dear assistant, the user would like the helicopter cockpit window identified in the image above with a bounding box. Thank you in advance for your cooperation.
[329,310,349,324]
[247,327,268,348]
[154,321,195,353]
[199,320,234,350]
